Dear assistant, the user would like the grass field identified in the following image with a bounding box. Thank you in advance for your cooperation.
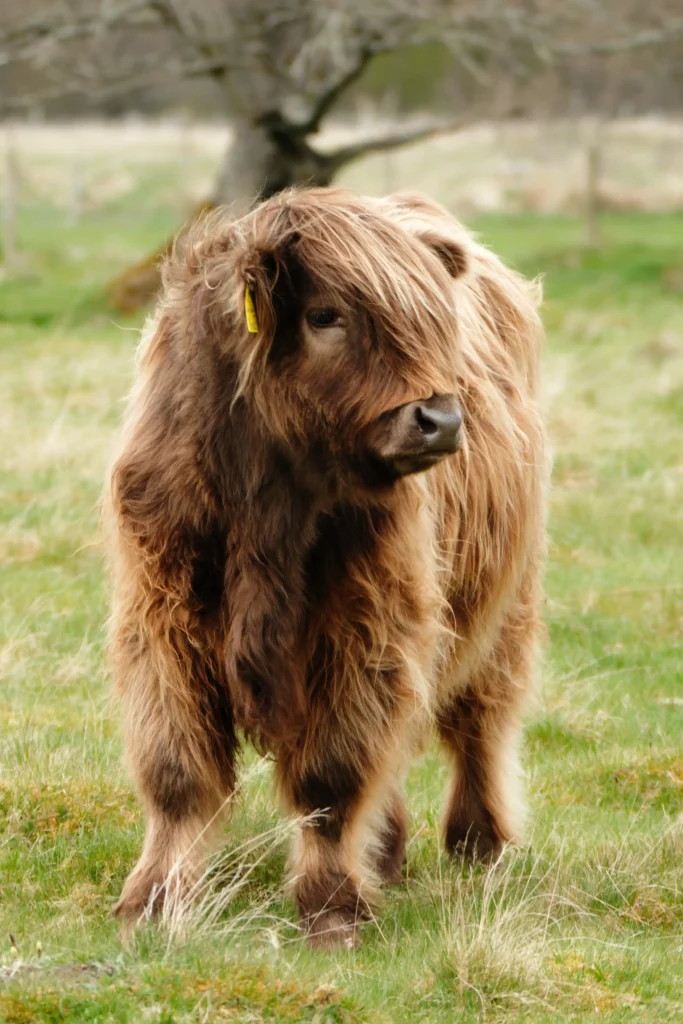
[1,181,683,1022]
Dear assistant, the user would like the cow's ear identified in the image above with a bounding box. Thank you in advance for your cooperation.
[381,191,469,279]
[420,231,469,279]
[239,243,299,341]
[239,251,280,340]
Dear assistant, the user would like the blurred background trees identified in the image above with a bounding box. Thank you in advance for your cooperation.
[1,1,683,305]
[3,2,683,204]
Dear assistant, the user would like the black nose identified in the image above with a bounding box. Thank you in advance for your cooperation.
[415,403,463,449]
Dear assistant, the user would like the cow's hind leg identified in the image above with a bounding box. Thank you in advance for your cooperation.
[114,645,238,929]
[438,601,538,861]
[374,787,409,885]
[438,690,522,860]
[277,727,408,950]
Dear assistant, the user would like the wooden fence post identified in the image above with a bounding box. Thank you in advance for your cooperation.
[178,112,192,205]
[583,117,605,250]
[2,136,18,270]
[67,156,84,226]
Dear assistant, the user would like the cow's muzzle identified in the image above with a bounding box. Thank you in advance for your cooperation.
[368,393,464,478]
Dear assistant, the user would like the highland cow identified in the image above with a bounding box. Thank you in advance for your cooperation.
[106,187,546,949]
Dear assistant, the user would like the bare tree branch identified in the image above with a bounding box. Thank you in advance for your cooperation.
[556,19,683,55]
[0,0,156,64]
[322,117,468,174]
[1,56,235,110]
[301,47,381,134]
[4,1,683,117]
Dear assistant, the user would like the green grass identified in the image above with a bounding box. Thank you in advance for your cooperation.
[1,191,682,1022]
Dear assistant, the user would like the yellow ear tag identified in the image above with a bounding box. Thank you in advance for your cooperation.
[244,285,259,333]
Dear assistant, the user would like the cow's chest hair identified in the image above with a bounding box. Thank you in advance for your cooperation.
[300,488,446,720]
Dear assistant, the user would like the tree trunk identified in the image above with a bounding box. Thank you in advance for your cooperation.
[212,116,333,206]
[211,120,282,212]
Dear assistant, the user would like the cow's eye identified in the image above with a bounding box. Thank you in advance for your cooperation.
[307,307,340,329]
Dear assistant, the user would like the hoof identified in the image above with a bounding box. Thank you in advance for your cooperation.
[444,820,505,862]
[305,910,362,951]
[113,881,165,934]
[113,861,189,933]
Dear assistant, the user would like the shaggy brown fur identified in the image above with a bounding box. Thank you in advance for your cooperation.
[105,187,546,949]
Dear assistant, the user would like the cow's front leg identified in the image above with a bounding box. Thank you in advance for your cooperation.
[276,722,405,950]
[112,618,239,931]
